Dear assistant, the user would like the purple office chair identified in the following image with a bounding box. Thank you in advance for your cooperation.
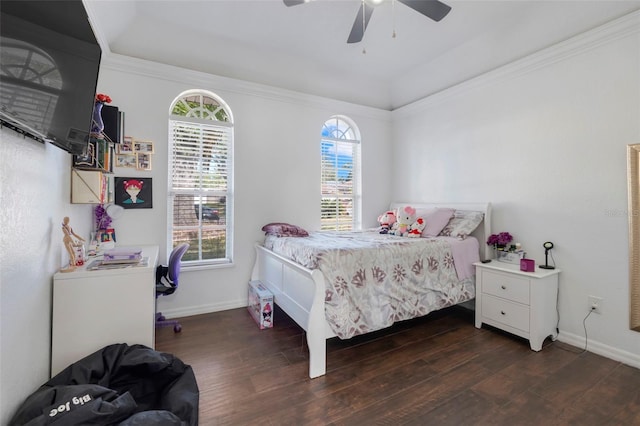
[156,243,189,333]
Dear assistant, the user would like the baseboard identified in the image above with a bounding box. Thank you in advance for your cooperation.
[160,299,247,319]
[557,330,640,370]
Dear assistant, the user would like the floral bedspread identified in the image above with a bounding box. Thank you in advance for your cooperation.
[263,231,476,339]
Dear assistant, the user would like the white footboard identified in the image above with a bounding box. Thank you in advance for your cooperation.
[251,243,335,378]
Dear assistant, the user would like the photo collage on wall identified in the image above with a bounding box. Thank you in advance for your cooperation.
[115,136,154,171]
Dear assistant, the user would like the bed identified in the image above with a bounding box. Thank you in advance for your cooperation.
[251,202,492,378]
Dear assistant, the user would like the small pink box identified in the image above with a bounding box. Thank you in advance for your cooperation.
[248,280,273,329]
[520,258,535,272]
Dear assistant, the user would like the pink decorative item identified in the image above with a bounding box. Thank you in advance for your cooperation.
[520,258,535,272]
[392,205,416,237]
[407,217,426,237]
[248,280,273,329]
[377,210,397,234]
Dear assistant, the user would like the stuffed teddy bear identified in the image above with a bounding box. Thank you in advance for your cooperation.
[377,210,397,234]
[390,205,416,237]
[407,217,426,238]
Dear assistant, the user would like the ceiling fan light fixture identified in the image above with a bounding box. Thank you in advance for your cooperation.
[284,0,451,44]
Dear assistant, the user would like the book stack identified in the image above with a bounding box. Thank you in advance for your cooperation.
[103,248,142,264]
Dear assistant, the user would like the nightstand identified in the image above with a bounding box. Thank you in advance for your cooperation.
[474,261,561,351]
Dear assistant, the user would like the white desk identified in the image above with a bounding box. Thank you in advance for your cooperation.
[51,245,159,377]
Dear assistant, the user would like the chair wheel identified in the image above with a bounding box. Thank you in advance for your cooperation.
[174,325,182,333]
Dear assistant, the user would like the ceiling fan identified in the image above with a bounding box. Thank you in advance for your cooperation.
[283,0,452,44]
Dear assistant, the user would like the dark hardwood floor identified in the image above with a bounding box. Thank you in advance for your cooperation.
[156,306,640,425]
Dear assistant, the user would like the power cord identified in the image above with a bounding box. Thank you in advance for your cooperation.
[555,281,560,336]
[556,303,595,354]
[548,248,557,269]
[582,307,595,353]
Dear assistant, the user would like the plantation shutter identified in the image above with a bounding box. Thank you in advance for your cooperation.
[320,136,360,231]
[170,118,231,193]
[169,117,232,263]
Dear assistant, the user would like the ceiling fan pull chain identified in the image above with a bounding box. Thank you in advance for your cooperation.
[392,0,397,38]
[362,0,367,54]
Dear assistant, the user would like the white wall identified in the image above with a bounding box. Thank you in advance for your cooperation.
[96,54,393,318]
[0,130,93,424]
[392,15,640,365]
[4,10,639,422]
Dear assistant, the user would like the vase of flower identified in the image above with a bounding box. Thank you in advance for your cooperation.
[91,93,112,136]
[91,101,104,135]
[487,232,513,256]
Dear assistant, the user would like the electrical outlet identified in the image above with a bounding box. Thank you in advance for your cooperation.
[588,296,603,314]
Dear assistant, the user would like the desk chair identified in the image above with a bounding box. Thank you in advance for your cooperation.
[156,243,189,333]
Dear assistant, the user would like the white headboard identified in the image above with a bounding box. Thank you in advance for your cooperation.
[389,202,492,261]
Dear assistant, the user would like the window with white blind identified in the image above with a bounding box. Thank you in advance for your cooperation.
[168,90,233,265]
[321,116,361,231]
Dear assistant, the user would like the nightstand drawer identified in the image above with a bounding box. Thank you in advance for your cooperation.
[481,270,530,305]
[481,294,530,333]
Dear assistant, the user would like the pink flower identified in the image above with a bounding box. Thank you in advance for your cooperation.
[487,232,513,246]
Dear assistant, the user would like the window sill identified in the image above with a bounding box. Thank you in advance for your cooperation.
[182,261,234,272]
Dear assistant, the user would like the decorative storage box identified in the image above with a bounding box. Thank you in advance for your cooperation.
[248,280,273,329]
[520,258,536,272]
[496,250,526,264]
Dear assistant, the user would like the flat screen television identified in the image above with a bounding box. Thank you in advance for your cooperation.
[0,0,102,155]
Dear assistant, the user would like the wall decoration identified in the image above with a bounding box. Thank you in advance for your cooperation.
[116,154,136,168]
[114,177,152,209]
[134,140,154,154]
[114,136,155,170]
[72,141,96,168]
[136,153,152,171]
[117,136,134,154]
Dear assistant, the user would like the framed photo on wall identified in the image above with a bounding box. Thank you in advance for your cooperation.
[134,140,154,154]
[136,153,152,171]
[114,177,152,209]
[116,154,136,168]
[72,140,96,168]
[117,136,134,154]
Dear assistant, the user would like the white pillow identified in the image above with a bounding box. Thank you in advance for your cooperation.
[439,210,484,239]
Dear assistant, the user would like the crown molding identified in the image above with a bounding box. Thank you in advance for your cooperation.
[394,9,640,117]
[100,53,391,122]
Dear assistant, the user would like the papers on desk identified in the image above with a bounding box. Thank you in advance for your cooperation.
[86,257,149,271]
[103,248,143,264]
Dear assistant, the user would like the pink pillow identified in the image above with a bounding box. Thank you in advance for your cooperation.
[261,223,309,237]
[420,208,455,237]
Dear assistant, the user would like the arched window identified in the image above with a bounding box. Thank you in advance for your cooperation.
[168,90,233,265]
[320,116,361,231]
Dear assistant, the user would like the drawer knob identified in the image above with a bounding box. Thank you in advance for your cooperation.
[501,285,506,290]
[501,310,506,315]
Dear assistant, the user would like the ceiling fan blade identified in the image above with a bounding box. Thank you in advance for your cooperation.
[398,0,452,22]
[347,2,375,44]
[283,0,307,6]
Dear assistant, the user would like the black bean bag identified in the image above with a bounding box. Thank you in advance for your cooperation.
[9,344,199,425]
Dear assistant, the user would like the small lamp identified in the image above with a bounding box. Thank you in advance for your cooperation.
[539,241,555,270]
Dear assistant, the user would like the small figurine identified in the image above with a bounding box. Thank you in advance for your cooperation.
[61,216,85,272]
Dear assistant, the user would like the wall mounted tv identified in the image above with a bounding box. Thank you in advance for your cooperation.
[0,0,102,155]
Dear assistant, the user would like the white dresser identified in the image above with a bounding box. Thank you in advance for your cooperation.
[474,261,561,351]
[51,245,159,377]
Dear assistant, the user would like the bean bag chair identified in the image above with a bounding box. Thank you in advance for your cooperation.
[9,344,198,425]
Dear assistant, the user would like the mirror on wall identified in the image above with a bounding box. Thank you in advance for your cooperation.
[627,144,640,331]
